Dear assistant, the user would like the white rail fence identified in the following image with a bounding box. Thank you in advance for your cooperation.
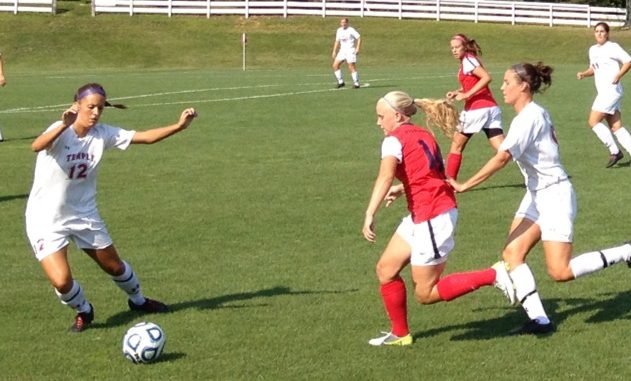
[0,0,55,13]
[89,0,627,27]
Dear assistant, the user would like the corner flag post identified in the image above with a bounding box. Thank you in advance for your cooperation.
[241,33,248,71]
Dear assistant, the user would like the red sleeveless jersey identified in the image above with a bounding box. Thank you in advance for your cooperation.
[388,123,457,223]
[459,53,497,111]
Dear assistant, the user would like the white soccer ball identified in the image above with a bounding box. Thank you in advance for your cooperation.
[122,322,166,364]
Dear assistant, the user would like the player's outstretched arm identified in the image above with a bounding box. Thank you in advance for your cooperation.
[132,108,197,145]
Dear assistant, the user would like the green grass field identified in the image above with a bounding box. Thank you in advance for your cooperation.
[2,9,631,380]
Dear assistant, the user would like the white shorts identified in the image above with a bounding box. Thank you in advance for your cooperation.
[335,50,357,64]
[592,92,622,115]
[26,213,113,261]
[514,180,576,242]
[395,208,458,266]
[458,106,503,134]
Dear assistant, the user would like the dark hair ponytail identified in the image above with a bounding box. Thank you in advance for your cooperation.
[511,62,553,93]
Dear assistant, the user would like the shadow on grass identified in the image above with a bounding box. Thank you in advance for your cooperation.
[413,291,631,341]
[155,352,186,363]
[467,182,526,192]
[95,286,357,329]
[0,135,38,142]
[0,194,28,203]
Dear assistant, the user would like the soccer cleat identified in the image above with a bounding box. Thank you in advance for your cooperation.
[336,82,345,89]
[510,319,555,335]
[625,241,631,268]
[70,304,94,333]
[368,332,413,346]
[353,82,360,89]
[128,298,170,313]
[606,151,624,168]
[492,261,516,305]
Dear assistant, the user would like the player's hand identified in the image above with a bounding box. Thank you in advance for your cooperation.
[446,91,458,100]
[576,72,584,80]
[455,92,468,101]
[384,186,404,207]
[446,178,466,193]
[0,75,6,87]
[362,215,376,243]
[177,108,197,129]
[61,106,78,127]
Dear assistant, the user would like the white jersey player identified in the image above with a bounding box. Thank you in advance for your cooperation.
[449,62,631,336]
[25,83,197,333]
[0,51,6,142]
[331,17,361,89]
[577,22,631,168]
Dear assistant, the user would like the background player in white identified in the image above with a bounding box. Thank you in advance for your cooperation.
[25,83,197,332]
[332,17,361,89]
[577,22,631,168]
[449,62,631,335]
[0,51,6,142]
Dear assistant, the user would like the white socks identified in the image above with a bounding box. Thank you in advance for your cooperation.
[614,127,631,154]
[351,71,359,84]
[592,123,620,154]
[334,70,343,83]
[570,243,631,278]
[510,263,550,324]
[55,280,90,313]
[112,260,145,305]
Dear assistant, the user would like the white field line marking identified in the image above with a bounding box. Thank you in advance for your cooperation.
[0,73,455,114]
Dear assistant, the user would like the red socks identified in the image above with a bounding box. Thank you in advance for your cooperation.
[380,278,409,337]
[446,153,462,180]
[436,268,495,301]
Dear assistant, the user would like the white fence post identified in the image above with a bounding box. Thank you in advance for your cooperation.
[474,1,478,23]
[284,0,287,18]
[549,4,552,27]
[322,0,326,18]
[245,0,249,18]
[511,2,515,25]
[436,0,440,21]
[206,0,210,18]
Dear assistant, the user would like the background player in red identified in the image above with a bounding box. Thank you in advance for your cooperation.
[445,34,504,180]
[362,91,514,346]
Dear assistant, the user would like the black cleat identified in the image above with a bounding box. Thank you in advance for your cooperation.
[336,82,345,89]
[510,319,555,335]
[353,83,360,89]
[606,151,624,168]
[70,304,94,333]
[128,298,169,313]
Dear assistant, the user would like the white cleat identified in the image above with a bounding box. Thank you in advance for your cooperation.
[492,261,516,305]
[368,331,413,346]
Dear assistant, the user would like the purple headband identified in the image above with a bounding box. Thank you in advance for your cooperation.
[74,86,107,101]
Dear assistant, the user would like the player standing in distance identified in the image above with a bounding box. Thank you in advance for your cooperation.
[577,22,631,168]
[363,91,515,346]
[449,62,631,335]
[25,83,198,332]
[332,17,361,89]
[0,51,6,142]
[445,34,504,180]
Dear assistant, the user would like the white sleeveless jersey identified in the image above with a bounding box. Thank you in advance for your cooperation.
[499,102,569,191]
[589,41,631,96]
[336,26,360,52]
[25,121,135,226]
